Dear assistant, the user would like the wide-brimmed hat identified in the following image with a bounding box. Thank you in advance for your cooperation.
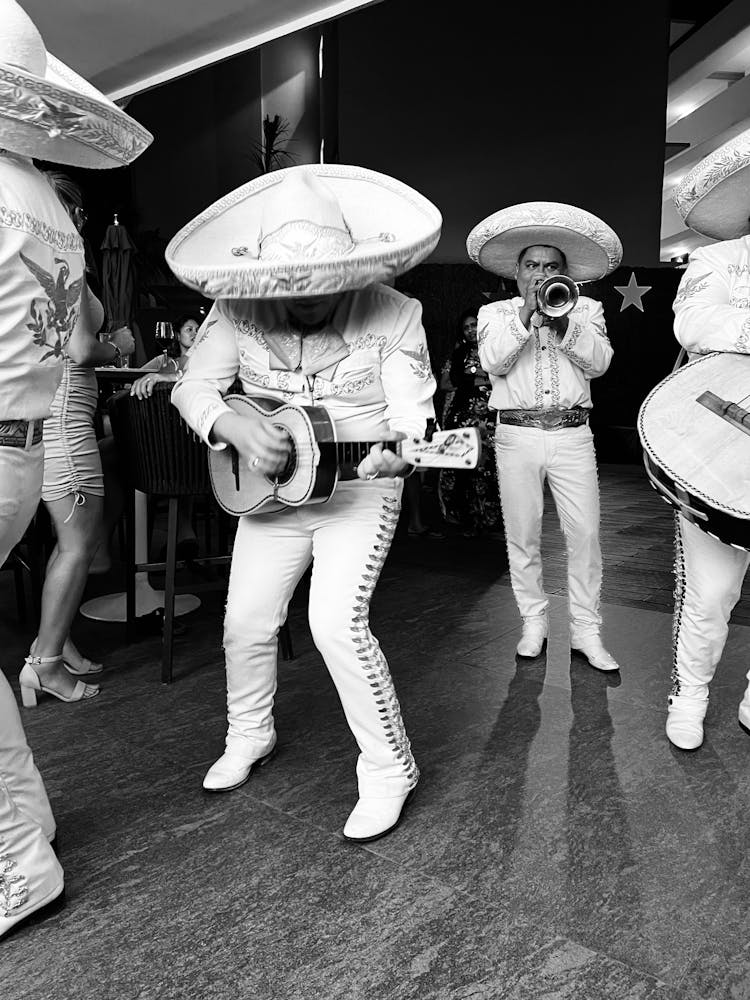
[165,164,442,299]
[466,201,622,282]
[0,0,152,168]
[674,128,750,240]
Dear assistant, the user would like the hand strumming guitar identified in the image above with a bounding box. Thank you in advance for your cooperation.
[211,409,290,477]
[357,435,411,481]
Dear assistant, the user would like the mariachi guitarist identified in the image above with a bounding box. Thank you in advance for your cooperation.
[667,128,750,750]
[169,165,440,842]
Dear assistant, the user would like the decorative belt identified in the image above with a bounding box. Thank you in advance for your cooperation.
[0,419,43,449]
[496,407,589,430]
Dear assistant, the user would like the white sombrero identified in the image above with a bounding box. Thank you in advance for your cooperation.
[674,128,750,240]
[165,164,442,299]
[0,0,152,168]
[466,201,623,282]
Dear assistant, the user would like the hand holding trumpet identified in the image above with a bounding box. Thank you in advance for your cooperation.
[521,274,578,336]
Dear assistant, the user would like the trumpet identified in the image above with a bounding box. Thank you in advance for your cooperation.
[536,275,579,318]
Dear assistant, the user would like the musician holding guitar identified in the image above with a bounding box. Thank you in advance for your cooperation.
[654,129,750,751]
[167,165,443,843]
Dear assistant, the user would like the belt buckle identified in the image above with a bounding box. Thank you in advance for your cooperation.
[544,412,565,429]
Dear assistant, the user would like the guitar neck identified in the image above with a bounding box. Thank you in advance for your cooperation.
[336,440,400,470]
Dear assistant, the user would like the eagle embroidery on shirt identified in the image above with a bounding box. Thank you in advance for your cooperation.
[400,344,432,381]
[21,252,83,360]
[674,272,711,306]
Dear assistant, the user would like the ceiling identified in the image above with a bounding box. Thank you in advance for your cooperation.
[23,0,381,100]
[662,0,750,259]
[669,0,735,46]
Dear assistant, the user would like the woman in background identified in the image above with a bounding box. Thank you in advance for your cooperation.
[438,307,502,537]
[130,313,200,396]
[21,172,135,705]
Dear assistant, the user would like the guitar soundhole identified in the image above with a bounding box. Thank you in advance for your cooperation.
[274,430,296,485]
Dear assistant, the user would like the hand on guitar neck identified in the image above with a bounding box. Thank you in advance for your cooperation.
[357,436,411,481]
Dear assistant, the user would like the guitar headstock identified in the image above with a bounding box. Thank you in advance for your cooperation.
[401,427,482,469]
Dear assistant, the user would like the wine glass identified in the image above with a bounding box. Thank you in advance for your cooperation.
[154,321,174,349]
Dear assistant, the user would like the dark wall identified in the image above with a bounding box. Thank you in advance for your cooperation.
[337,0,670,266]
[126,49,263,244]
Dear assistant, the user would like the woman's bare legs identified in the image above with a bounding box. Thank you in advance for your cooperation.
[32,493,104,697]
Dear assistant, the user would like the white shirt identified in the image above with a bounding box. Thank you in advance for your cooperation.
[0,152,85,419]
[477,295,613,411]
[673,237,750,356]
[172,283,436,447]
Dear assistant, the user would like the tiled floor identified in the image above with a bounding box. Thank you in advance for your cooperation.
[3,464,750,999]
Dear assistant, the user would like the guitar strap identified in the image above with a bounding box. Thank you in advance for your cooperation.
[671,347,687,373]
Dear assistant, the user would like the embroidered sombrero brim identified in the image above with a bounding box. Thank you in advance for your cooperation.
[674,128,750,240]
[0,54,152,168]
[165,164,443,299]
[466,201,623,282]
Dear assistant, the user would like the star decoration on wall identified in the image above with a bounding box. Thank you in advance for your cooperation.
[614,272,652,312]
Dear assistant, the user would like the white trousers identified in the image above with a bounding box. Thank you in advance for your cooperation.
[672,515,750,699]
[494,423,603,636]
[222,479,418,799]
[0,444,63,931]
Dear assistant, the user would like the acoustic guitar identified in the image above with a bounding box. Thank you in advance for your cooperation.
[637,352,750,549]
[210,394,482,516]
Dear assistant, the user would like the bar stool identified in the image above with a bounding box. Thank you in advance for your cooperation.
[107,384,294,682]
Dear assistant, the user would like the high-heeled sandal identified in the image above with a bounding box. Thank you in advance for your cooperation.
[30,638,103,676]
[19,655,100,707]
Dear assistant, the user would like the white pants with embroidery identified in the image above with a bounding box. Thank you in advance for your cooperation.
[221,478,418,800]
[0,444,63,931]
[494,422,603,636]
[672,515,750,699]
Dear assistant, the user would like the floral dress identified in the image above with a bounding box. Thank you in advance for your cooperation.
[438,344,502,535]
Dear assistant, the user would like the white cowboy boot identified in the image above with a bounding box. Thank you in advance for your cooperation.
[571,633,620,672]
[666,693,708,751]
[516,617,548,658]
[343,787,416,843]
[738,687,750,735]
[202,733,277,793]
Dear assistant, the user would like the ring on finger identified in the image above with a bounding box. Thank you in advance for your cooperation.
[365,470,378,481]
[251,456,261,469]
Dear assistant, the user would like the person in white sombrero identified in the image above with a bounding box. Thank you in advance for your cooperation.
[467,201,622,670]
[170,164,440,842]
[0,0,150,937]
[665,127,750,750]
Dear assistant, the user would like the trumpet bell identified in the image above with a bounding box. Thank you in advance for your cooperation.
[537,275,579,318]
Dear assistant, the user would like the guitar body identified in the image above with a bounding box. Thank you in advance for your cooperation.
[638,353,750,549]
[209,395,338,516]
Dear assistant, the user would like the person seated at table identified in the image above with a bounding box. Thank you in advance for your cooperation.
[130,313,200,397]
[22,171,136,703]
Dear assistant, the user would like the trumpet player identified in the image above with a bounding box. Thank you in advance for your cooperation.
[467,201,622,668]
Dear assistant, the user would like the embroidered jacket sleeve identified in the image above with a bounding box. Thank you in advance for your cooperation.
[379,296,436,438]
[557,298,613,379]
[477,300,532,375]
[170,300,238,450]
[673,245,750,355]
